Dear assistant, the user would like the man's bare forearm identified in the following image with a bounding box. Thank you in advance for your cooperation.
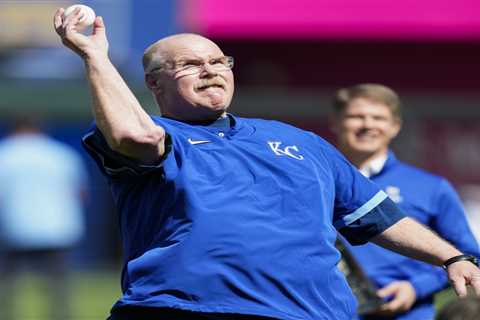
[85,53,165,163]
[54,7,165,163]
[372,217,462,266]
[374,217,480,297]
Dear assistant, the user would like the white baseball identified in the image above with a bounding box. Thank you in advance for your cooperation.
[63,4,96,31]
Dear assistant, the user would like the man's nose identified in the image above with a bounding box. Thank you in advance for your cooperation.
[362,116,375,128]
[200,63,218,77]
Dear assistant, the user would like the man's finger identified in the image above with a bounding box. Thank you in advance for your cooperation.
[92,16,106,36]
[62,7,83,29]
[470,275,480,296]
[377,283,398,298]
[382,298,402,312]
[53,8,65,34]
[452,277,468,297]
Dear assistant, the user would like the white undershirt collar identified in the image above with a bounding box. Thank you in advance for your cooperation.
[359,153,388,178]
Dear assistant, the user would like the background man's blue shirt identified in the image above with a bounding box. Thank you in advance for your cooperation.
[349,151,480,320]
[83,115,404,320]
[0,133,87,249]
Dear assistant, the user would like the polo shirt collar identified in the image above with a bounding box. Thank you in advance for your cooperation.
[360,150,398,178]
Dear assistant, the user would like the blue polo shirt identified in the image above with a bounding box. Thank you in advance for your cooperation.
[349,151,480,320]
[83,115,404,320]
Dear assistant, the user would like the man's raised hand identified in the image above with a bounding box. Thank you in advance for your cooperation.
[53,7,109,59]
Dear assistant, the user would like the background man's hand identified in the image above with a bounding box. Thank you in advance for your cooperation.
[53,8,108,59]
[368,281,416,317]
[447,260,480,297]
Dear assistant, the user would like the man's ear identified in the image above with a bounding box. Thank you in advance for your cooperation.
[145,73,161,91]
[390,117,402,139]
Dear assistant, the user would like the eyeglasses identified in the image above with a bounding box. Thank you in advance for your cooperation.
[149,56,234,77]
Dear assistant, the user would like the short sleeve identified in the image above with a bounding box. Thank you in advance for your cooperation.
[320,142,404,244]
[338,197,406,245]
[81,126,172,178]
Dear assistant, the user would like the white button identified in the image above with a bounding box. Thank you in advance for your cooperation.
[218,132,225,137]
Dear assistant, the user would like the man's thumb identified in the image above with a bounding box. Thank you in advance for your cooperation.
[377,283,397,298]
[92,16,105,35]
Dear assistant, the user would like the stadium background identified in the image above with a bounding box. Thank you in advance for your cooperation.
[0,0,479,318]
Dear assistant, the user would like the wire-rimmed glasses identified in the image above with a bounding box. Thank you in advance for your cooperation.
[148,56,234,77]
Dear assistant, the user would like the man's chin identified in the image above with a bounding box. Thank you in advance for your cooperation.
[350,147,383,157]
[350,142,382,152]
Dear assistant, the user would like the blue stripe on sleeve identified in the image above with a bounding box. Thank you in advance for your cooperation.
[334,191,388,229]
[337,196,406,245]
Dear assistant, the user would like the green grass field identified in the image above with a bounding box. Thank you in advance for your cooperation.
[6,270,460,319]
[8,270,120,320]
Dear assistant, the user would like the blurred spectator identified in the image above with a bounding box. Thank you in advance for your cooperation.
[435,296,480,320]
[0,115,88,320]
[459,185,480,245]
[330,84,480,320]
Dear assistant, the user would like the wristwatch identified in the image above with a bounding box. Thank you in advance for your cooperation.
[442,254,479,270]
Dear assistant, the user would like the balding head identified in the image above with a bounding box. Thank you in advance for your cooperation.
[143,33,221,74]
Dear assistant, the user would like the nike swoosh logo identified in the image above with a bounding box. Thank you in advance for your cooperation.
[188,138,211,145]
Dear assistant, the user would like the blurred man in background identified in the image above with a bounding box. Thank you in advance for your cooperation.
[330,83,480,320]
[0,115,88,320]
[459,185,480,245]
[54,8,480,320]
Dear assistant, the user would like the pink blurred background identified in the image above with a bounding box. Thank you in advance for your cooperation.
[181,0,480,40]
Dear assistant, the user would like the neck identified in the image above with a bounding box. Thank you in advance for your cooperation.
[162,110,227,123]
[164,113,229,126]
[157,95,227,123]
[158,101,226,123]
[341,149,388,169]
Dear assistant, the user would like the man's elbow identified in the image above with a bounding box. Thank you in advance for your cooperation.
[108,127,166,160]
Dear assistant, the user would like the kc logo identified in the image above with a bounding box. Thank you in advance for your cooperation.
[385,186,403,203]
[267,141,304,160]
